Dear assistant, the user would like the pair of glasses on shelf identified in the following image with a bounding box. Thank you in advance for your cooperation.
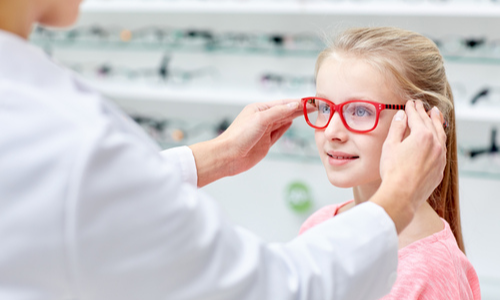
[458,128,500,175]
[460,128,498,159]
[33,26,217,46]
[67,56,218,85]
[132,115,232,146]
[32,26,324,53]
[429,35,500,57]
[301,97,448,134]
[471,87,500,106]
[260,73,315,91]
[275,129,318,159]
[34,25,125,43]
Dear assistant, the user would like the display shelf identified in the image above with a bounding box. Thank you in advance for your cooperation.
[30,41,500,64]
[459,169,500,180]
[455,104,500,123]
[30,39,322,58]
[90,80,308,106]
[81,1,500,17]
[444,56,500,66]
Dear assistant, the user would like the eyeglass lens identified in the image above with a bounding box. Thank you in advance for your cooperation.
[306,99,378,131]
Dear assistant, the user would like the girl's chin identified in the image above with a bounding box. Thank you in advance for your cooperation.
[327,177,356,189]
[326,173,381,189]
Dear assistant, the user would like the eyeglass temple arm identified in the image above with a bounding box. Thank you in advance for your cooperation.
[383,104,448,129]
[384,104,406,110]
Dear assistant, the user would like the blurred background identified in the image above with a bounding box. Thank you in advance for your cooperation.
[31,1,500,298]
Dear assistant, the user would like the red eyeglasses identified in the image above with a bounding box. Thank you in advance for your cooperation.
[301,97,406,134]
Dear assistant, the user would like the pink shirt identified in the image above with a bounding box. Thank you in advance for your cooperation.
[299,200,481,300]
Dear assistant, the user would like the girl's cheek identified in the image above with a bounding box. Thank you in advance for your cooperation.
[315,131,324,149]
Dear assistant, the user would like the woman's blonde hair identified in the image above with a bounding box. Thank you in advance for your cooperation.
[316,27,463,253]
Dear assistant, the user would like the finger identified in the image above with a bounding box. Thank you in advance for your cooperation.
[414,100,429,123]
[256,98,301,111]
[415,100,435,130]
[291,109,305,119]
[418,101,443,145]
[259,100,301,124]
[384,109,408,145]
[271,110,303,127]
[427,106,446,127]
[430,107,447,146]
[276,110,304,124]
[271,122,293,145]
[270,118,292,132]
[405,100,424,131]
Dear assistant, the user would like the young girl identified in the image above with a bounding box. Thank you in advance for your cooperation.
[299,27,481,299]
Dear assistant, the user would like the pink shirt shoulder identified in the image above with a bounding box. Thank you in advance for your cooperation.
[299,201,481,300]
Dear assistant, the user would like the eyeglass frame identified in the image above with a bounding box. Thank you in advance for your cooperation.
[301,97,406,134]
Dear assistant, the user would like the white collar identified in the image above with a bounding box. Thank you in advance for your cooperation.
[0,29,71,89]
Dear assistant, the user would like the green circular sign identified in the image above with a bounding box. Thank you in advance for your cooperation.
[285,181,313,213]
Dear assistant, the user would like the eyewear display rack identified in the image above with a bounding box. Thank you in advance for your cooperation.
[39,1,500,123]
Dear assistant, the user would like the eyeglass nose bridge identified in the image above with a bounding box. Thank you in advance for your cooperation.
[324,107,350,133]
[302,98,351,130]
[321,102,361,134]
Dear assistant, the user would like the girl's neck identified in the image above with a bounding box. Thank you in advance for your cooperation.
[349,181,444,250]
[397,201,443,249]
[352,180,381,205]
[336,181,381,215]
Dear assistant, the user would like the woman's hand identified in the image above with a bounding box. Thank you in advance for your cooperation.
[372,100,447,234]
[189,99,302,187]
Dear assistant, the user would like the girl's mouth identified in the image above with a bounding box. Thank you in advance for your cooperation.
[327,153,359,160]
[326,152,359,166]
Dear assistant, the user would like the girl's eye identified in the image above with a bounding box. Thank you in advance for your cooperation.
[348,104,375,117]
[319,103,330,114]
[355,107,368,117]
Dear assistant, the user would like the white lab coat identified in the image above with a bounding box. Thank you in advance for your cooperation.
[0,29,398,300]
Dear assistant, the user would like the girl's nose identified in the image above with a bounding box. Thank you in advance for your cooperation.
[324,112,348,142]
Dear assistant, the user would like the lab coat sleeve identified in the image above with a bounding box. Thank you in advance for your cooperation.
[67,120,398,300]
[160,146,198,188]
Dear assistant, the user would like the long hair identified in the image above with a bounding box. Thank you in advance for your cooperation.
[316,27,464,253]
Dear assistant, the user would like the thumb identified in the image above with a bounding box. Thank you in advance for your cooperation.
[385,110,407,145]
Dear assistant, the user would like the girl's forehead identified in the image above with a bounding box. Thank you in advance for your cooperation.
[318,55,383,79]
[316,56,403,104]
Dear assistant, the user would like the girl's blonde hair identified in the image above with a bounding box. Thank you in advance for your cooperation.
[316,27,463,253]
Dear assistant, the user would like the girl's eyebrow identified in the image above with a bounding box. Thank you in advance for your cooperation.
[347,96,378,102]
[315,93,381,103]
